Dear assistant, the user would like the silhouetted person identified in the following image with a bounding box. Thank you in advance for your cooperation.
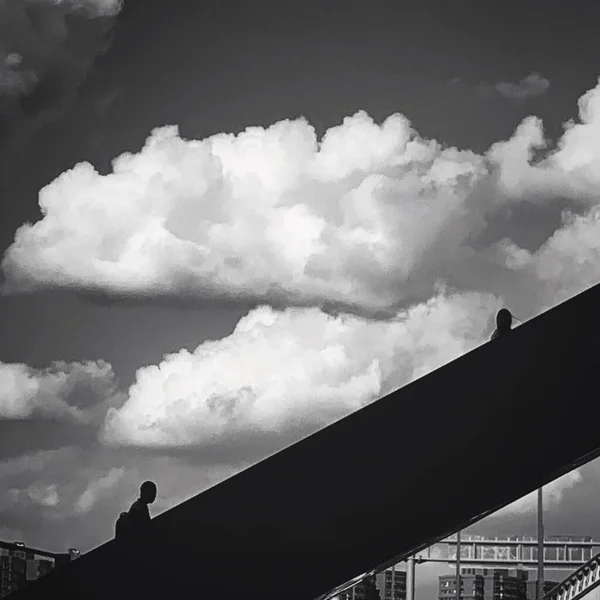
[115,481,157,539]
[129,481,157,528]
[491,308,513,340]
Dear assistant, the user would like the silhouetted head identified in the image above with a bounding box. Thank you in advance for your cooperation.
[140,481,157,504]
[496,308,513,331]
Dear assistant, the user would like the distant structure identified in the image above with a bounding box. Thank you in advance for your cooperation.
[525,580,561,600]
[0,542,80,598]
[0,547,31,598]
[326,535,587,600]
[334,569,407,600]
[472,568,527,600]
[439,570,484,600]
[439,568,560,600]
[375,569,407,600]
[338,574,380,600]
[423,535,596,568]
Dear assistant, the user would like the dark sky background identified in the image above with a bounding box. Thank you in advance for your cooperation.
[2,1,600,597]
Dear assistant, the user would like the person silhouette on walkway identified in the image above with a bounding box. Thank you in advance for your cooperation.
[491,308,514,340]
[128,481,157,529]
[116,481,157,539]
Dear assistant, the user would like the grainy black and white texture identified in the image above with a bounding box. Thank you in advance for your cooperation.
[0,1,599,594]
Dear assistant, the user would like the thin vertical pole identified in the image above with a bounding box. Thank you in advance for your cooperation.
[537,487,545,600]
[407,556,415,600]
[392,562,396,600]
[456,531,462,600]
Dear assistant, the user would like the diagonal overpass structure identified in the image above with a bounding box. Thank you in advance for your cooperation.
[9,281,600,600]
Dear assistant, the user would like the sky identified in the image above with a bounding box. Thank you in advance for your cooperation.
[2,0,600,597]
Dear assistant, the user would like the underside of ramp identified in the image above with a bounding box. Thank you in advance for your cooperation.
[10,282,600,600]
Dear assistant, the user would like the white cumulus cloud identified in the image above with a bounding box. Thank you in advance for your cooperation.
[46,78,599,455]
[492,206,600,310]
[0,360,118,421]
[4,79,600,317]
[101,291,500,448]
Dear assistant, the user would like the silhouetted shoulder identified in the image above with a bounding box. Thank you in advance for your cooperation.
[129,499,150,523]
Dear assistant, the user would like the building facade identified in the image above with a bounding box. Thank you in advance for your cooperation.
[525,579,560,600]
[439,568,527,600]
[440,568,561,600]
[0,548,32,598]
[339,575,381,600]
[467,568,528,600]
[375,569,407,600]
[25,559,53,582]
[439,572,485,600]
[0,543,80,598]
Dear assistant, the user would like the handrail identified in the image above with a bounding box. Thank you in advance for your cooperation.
[544,553,600,600]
